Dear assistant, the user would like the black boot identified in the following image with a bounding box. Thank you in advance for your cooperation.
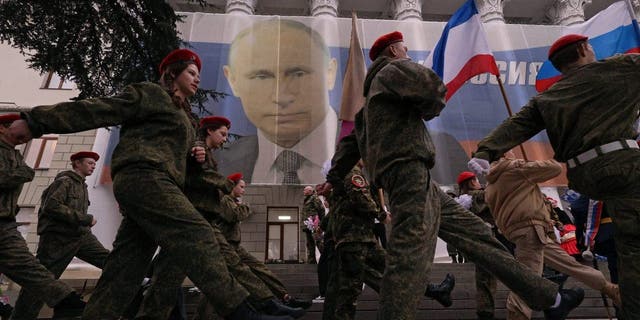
[545,273,569,289]
[52,292,85,319]
[544,287,584,320]
[262,299,305,319]
[283,296,312,310]
[0,302,13,319]
[227,301,294,320]
[477,311,495,320]
[424,273,455,307]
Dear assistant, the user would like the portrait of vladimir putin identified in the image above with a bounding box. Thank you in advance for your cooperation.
[215,18,338,184]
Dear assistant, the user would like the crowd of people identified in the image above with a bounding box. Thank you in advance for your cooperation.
[0,26,636,320]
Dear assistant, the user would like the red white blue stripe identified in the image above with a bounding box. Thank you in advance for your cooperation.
[584,199,603,249]
[535,1,640,92]
[424,0,499,101]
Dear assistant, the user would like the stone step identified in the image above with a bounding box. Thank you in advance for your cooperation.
[17,262,616,319]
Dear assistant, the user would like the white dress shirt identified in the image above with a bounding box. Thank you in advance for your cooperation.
[252,108,338,184]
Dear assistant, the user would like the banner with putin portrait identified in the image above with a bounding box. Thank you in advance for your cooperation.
[163,12,603,186]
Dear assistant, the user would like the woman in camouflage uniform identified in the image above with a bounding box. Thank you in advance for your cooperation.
[7,49,289,320]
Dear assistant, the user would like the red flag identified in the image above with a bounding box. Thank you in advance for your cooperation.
[337,12,366,141]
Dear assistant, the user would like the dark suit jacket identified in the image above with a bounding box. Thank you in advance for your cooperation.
[213,135,259,182]
[213,131,469,185]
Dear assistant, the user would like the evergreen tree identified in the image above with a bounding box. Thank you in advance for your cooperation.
[0,0,223,109]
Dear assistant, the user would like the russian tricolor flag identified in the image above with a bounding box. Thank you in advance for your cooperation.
[535,1,640,92]
[424,0,499,101]
[584,199,603,249]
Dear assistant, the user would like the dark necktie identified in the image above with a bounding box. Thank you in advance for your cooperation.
[275,150,303,184]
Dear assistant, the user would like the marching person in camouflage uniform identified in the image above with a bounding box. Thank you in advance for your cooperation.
[318,31,583,319]
[12,151,110,320]
[330,163,388,319]
[137,116,301,320]
[456,171,513,320]
[218,173,311,308]
[0,114,86,319]
[468,34,640,318]
[302,186,324,264]
[329,162,455,319]
[318,30,447,319]
[8,49,288,320]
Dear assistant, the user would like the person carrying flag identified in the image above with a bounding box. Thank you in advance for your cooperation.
[469,34,640,318]
[318,30,583,320]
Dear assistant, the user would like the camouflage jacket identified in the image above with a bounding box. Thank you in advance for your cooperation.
[327,57,446,185]
[301,194,324,232]
[475,54,640,163]
[23,82,196,188]
[302,194,324,219]
[185,148,235,219]
[0,140,34,219]
[37,170,93,236]
[330,166,385,246]
[464,189,496,227]
[214,194,251,245]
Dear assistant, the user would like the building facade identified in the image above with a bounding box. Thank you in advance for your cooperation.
[7,0,624,262]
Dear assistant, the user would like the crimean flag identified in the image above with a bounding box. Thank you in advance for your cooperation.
[535,1,640,92]
[337,12,366,142]
[424,0,499,101]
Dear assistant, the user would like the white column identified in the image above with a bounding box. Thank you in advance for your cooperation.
[226,0,257,15]
[392,0,423,21]
[546,0,592,26]
[476,0,510,24]
[309,0,338,17]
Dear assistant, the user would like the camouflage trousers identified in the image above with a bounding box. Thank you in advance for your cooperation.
[138,222,274,319]
[568,149,640,319]
[475,265,497,319]
[304,230,317,264]
[334,242,385,320]
[12,232,109,320]
[325,183,556,319]
[377,161,441,320]
[321,241,338,320]
[83,170,249,319]
[190,243,289,320]
[0,222,73,308]
[231,243,288,299]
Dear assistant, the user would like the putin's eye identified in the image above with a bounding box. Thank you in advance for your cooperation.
[248,70,275,80]
[285,67,311,78]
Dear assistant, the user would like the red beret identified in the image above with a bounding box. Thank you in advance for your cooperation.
[369,31,404,61]
[456,171,476,185]
[199,116,231,129]
[0,113,20,124]
[548,34,588,59]
[227,172,243,183]
[159,48,202,74]
[70,151,100,162]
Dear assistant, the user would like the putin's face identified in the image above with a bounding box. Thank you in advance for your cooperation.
[224,25,337,148]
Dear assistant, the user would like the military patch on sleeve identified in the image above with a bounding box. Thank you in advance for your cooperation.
[351,174,366,188]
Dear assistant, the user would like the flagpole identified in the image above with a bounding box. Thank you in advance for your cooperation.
[624,0,640,40]
[496,75,529,161]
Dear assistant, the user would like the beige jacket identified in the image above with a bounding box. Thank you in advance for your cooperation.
[484,158,562,239]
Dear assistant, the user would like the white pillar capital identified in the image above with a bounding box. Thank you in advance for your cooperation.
[225,0,257,15]
[546,0,592,26]
[476,0,510,24]
[631,0,640,19]
[392,0,423,21]
[309,0,339,17]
